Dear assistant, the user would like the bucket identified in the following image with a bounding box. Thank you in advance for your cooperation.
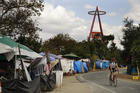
[55,71,63,88]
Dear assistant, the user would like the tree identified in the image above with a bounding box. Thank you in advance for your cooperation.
[121,18,136,64]
[42,33,77,54]
[0,0,44,52]
[0,0,44,38]
[130,25,140,67]
[17,36,42,53]
[73,40,91,58]
[108,41,122,65]
[121,18,140,74]
[88,35,115,59]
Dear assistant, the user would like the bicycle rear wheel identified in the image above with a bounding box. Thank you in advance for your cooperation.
[114,77,117,87]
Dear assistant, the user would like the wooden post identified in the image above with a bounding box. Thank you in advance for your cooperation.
[93,62,96,72]
[18,44,24,70]
[137,65,139,77]
[18,44,25,79]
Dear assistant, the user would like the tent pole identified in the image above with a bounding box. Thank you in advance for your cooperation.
[18,44,24,71]
[14,55,17,79]
[18,44,25,79]
[46,51,52,74]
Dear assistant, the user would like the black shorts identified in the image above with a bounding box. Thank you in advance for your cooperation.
[112,68,117,72]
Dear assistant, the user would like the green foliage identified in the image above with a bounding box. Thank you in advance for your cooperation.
[121,18,140,66]
[0,0,44,52]
[91,54,99,62]
[42,32,123,65]
[16,36,42,53]
[0,0,44,40]
[73,40,91,58]
[109,41,122,64]
[131,38,140,65]
[103,35,114,45]
[42,33,76,54]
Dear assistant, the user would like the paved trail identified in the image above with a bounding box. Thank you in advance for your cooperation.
[80,71,140,93]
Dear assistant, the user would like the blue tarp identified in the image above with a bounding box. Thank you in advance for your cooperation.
[96,60,102,69]
[40,52,45,56]
[82,62,88,72]
[104,61,110,68]
[96,60,110,69]
[74,60,83,73]
[131,67,136,74]
[49,54,60,59]
[39,52,58,61]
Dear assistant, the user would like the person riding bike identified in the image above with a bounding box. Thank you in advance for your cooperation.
[109,58,119,82]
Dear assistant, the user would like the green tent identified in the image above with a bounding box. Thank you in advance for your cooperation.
[0,36,33,52]
[0,35,42,59]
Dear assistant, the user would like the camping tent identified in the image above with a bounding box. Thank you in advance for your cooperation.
[39,52,61,68]
[0,35,42,59]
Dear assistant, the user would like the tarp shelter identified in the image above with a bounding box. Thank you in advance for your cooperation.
[74,60,83,73]
[96,60,102,69]
[1,76,42,93]
[102,60,110,69]
[0,35,42,59]
[0,43,14,61]
[61,59,74,73]
[49,54,60,59]
[28,56,56,92]
[40,52,59,61]
[82,62,88,72]
[29,57,47,77]
[40,74,56,91]
[96,60,110,69]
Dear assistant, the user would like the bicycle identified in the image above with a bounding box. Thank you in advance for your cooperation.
[109,70,119,87]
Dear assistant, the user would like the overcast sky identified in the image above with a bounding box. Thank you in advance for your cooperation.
[35,0,140,49]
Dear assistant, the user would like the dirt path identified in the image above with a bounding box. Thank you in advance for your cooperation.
[47,75,91,93]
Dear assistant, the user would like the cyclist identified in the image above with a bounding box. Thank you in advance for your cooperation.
[109,58,119,82]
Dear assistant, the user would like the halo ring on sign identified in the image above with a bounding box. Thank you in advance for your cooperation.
[88,10,106,15]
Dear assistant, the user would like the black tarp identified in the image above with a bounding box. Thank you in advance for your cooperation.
[52,59,62,71]
[1,77,42,93]
[40,73,56,91]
